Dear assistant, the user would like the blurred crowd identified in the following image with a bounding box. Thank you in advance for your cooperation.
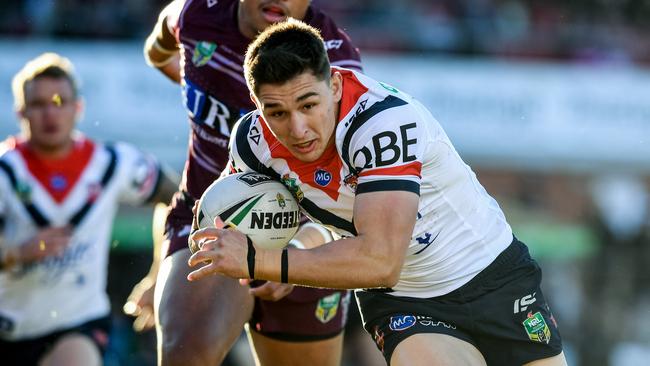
[2,0,650,65]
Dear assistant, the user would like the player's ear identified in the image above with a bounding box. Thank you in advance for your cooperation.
[250,93,261,110]
[331,72,342,103]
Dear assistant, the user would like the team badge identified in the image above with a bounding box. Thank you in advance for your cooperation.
[389,315,417,331]
[281,174,304,202]
[276,193,286,208]
[314,169,331,187]
[315,292,340,323]
[50,174,67,191]
[379,82,398,93]
[373,325,385,354]
[192,41,217,67]
[16,181,32,202]
[343,174,357,191]
[522,311,551,344]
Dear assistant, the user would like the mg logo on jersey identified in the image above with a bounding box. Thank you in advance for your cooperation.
[353,123,417,169]
[314,169,332,187]
[514,292,537,314]
[50,174,67,191]
[389,315,417,331]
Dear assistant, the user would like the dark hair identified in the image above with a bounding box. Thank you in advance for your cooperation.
[12,52,79,111]
[244,19,330,96]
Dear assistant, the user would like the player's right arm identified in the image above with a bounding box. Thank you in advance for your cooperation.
[144,0,183,84]
[0,227,73,271]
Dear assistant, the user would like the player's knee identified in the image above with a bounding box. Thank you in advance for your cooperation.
[158,321,231,366]
[160,336,229,366]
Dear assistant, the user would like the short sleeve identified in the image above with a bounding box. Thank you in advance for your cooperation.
[115,143,161,205]
[348,103,424,196]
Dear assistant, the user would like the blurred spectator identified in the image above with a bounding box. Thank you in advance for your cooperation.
[3,0,650,65]
[0,0,650,63]
[579,175,650,366]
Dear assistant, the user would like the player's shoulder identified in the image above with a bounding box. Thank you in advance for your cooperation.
[97,140,150,169]
[337,68,414,119]
[336,69,426,144]
[231,110,259,137]
[230,110,265,151]
[178,0,237,19]
[305,6,362,66]
[0,136,19,160]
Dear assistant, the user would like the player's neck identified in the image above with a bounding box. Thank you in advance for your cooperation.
[26,138,74,160]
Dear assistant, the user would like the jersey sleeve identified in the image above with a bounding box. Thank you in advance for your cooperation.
[153,0,183,52]
[347,102,424,196]
[227,112,273,177]
[319,16,363,72]
[115,143,162,205]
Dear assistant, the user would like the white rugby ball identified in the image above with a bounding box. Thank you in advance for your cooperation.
[196,172,300,249]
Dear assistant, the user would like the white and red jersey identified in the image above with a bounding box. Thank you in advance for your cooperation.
[0,135,160,340]
[228,68,513,298]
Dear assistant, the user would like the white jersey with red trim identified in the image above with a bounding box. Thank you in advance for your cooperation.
[228,68,513,298]
[0,136,160,340]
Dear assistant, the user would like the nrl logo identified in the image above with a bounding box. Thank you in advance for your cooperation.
[276,193,286,208]
[281,174,304,202]
[192,41,217,67]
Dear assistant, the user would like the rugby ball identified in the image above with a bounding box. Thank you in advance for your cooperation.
[195,172,300,250]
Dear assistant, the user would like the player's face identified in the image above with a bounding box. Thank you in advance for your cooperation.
[238,0,310,39]
[19,77,80,154]
[254,71,342,163]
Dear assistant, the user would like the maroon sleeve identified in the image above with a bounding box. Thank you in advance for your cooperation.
[309,9,363,72]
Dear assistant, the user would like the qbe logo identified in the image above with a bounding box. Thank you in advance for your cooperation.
[314,169,332,187]
[389,315,416,331]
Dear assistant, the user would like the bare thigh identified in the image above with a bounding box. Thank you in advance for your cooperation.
[39,333,101,366]
[155,248,255,366]
[248,327,344,366]
[523,351,568,366]
[391,333,486,366]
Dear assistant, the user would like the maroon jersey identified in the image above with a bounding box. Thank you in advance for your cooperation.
[167,0,362,200]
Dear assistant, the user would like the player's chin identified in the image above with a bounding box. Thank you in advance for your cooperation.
[291,150,320,163]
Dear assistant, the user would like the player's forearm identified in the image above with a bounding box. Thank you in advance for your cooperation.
[143,20,181,84]
[255,236,404,289]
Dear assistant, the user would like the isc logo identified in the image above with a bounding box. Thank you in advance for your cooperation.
[314,169,332,187]
[353,123,417,169]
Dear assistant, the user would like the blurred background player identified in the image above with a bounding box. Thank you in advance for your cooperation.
[0,53,177,366]
[123,0,369,365]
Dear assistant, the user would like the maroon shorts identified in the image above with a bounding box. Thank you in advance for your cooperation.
[164,191,350,340]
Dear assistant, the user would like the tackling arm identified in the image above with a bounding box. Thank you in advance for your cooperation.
[188,190,418,289]
[144,1,182,84]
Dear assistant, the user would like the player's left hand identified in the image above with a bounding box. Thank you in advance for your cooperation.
[239,279,294,301]
[187,217,249,281]
[123,276,156,332]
